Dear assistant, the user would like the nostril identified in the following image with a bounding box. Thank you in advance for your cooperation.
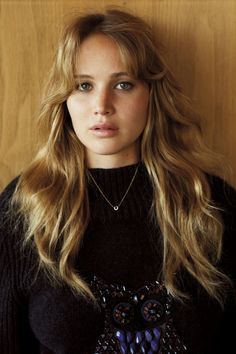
[94,109,111,115]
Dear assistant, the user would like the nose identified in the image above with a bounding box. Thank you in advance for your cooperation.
[94,89,114,116]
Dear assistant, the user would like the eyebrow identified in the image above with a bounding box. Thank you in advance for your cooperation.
[74,72,130,79]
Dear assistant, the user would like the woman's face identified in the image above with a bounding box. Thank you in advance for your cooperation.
[66,33,149,168]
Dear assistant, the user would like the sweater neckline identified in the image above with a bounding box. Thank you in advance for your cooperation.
[87,162,140,173]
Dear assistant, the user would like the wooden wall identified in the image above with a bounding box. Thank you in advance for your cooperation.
[0,0,236,191]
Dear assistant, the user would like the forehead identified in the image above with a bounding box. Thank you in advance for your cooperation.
[76,33,129,75]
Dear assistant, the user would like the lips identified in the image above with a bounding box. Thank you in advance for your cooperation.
[89,123,119,137]
[90,123,118,131]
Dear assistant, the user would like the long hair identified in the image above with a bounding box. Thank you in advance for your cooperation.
[13,8,230,305]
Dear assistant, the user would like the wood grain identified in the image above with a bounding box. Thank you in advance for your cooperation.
[0,0,236,191]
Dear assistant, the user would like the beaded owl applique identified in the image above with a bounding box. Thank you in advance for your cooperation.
[90,275,187,354]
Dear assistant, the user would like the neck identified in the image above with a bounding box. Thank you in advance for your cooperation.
[86,153,140,169]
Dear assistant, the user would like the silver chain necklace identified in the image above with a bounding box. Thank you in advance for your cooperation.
[87,164,139,211]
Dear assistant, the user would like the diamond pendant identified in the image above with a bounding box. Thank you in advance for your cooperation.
[114,206,119,211]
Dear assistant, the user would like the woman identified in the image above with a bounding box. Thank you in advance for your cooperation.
[0,8,235,354]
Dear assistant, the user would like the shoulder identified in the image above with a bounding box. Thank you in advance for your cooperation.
[207,174,236,219]
[208,174,236,202]
[0,176,21,245]
[0,176,20,211]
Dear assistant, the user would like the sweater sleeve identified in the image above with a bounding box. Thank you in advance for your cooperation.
[0,178,37,354]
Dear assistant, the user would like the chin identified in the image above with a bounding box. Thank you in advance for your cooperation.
[89,144,124,156]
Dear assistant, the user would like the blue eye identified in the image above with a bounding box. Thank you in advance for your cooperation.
[116,82,133,90]
[78,82,92,91]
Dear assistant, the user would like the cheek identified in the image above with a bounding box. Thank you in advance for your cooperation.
[66,101,80,140]
[137,100,149,118]
[67,96,86,128]
[67,97,76,122]
[138,89,149,113]
[127,93,149,124]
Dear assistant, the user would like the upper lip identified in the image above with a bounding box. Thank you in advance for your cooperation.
[90,123,118,130]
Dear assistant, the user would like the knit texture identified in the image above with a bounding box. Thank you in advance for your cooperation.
[0,164,236,354]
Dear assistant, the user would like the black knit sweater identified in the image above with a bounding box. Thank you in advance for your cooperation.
[0,164,236,354]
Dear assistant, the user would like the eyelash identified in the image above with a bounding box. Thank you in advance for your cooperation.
[77,82,92,91]
[116,82,134,90]
[76,81,134,92]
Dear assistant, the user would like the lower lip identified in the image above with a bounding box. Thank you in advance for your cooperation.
[90,129,119,137]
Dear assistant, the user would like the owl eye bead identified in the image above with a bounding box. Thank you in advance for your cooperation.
[141,299,164,323]
[112,302,134,325]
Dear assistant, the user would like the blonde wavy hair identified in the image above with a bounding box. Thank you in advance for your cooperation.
[14,8,230,306]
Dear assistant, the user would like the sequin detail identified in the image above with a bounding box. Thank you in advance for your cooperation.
[90,275,188,353]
